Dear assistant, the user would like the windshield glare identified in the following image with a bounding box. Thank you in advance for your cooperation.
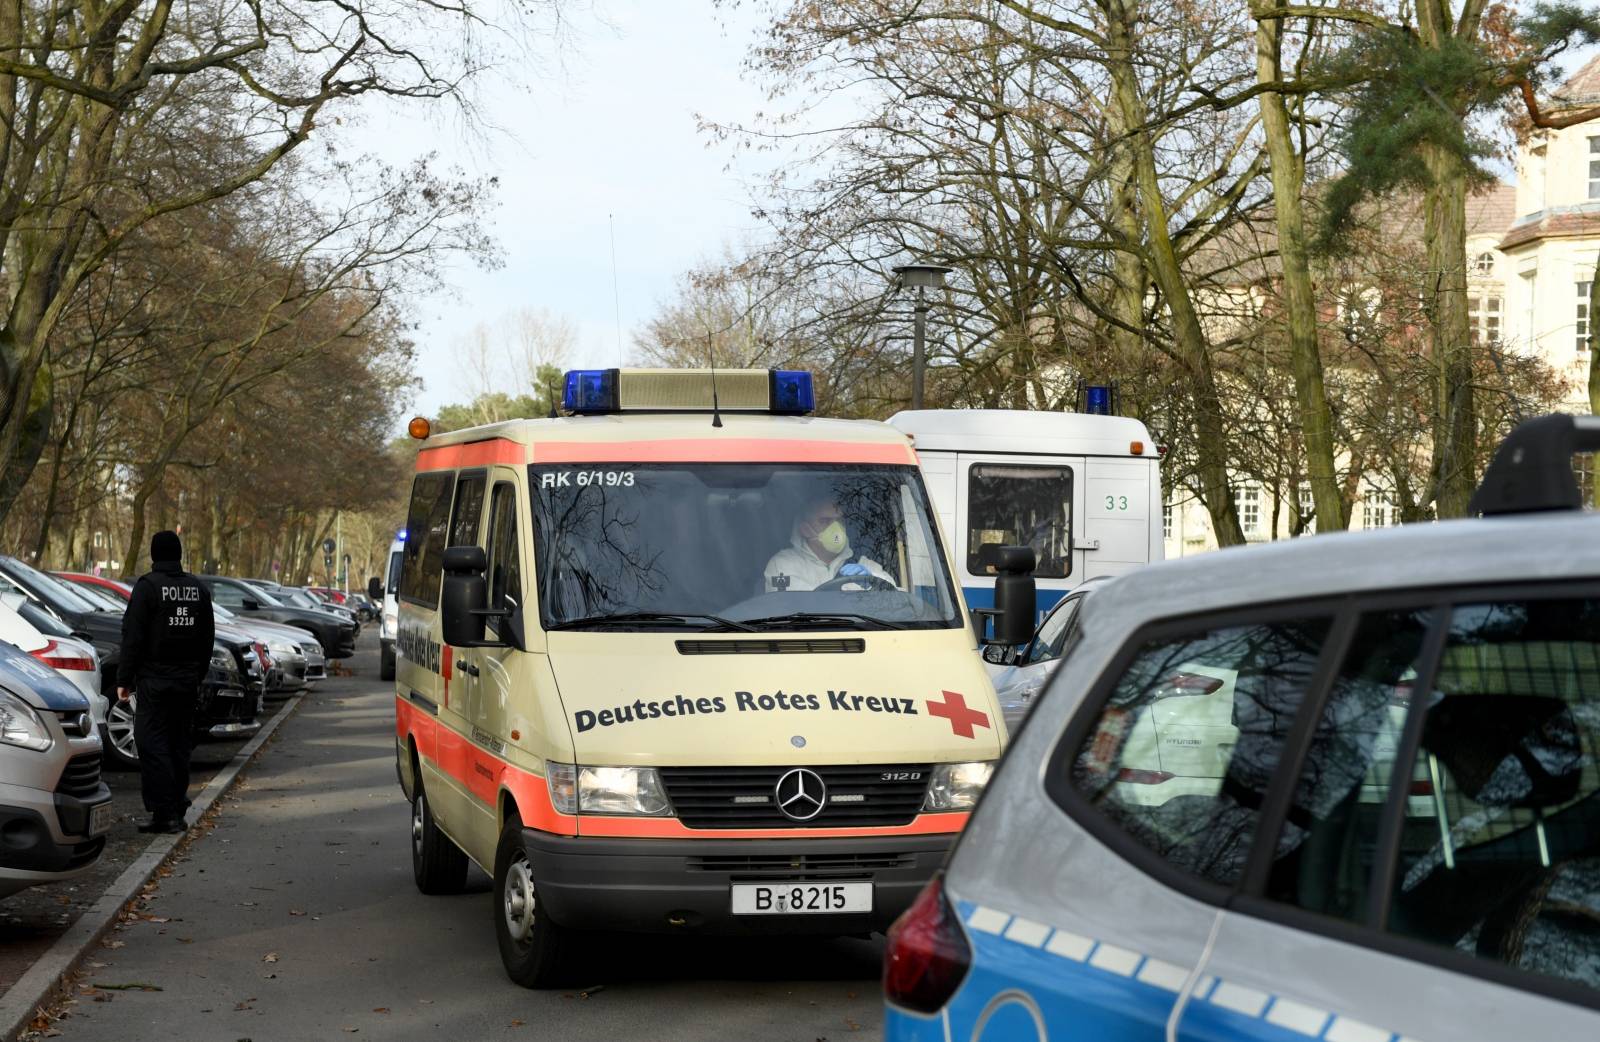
[531,463,961,631]
[2,557,102,614]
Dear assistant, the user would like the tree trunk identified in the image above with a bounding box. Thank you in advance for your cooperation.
[1422,142,1476,518]
[122,480,157,580]
[1106,0,1245,546]
[1255,7,1346,533]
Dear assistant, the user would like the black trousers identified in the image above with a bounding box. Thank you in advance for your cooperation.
[134,678,198,819]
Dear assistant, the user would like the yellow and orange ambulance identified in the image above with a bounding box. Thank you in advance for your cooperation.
[391,368,1035,986]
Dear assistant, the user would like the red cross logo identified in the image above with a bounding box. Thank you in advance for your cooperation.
[927,690,990,739]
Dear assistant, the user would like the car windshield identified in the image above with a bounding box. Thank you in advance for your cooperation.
[283,589,322,609]
[66,582,124,613]
[239,583,283,607]
[530,463,961,631]
[1,557,103,615]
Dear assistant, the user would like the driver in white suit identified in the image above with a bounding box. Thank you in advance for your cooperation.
[763,495,897,592]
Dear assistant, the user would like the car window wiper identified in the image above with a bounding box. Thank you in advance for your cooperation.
[739,612,911,631]
[546,611,756,632]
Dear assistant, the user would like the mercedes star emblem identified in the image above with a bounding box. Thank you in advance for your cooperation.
[774,768,826,822]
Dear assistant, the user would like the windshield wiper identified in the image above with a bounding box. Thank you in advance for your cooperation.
[547,611,756,632]
[740,611,911,631]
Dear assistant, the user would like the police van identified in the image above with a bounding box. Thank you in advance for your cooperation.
[889,409,1163,625]
[370,535,403,682]
[883,414,1600,1041]
[391,368,1035,986]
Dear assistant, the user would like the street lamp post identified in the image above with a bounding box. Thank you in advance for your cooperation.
[893,263,952,410]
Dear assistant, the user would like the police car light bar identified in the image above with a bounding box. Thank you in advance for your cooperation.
[560,368,815,416]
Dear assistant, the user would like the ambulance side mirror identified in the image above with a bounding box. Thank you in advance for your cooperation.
[366,577,382,601]
[441,546,491,648]
[974,545,1036,648]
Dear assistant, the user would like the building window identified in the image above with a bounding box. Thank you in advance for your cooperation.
[1469,295,1502,345]
[1473,252,1495,276]
[1590,137,1600,199]
[1162,501,1173,540]
[1362,485,1397,529]
[1581,281,1593,354]
[1235,484,1261,538]
[1523,271,1537,348]
[1297,485,1316,535]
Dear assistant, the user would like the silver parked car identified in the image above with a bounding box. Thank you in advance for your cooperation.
[0,639,112,898]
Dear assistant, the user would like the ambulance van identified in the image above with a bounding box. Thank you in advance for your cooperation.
[391,368,1036,987]
[888,410,1162,622]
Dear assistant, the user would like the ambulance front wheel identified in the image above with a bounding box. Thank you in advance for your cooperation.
[494,814,570,988]
[411,785,468,895]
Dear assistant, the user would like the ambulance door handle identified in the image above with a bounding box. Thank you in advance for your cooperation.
[456,661,479,678]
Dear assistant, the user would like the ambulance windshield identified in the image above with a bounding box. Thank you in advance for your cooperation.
[530,463,962,631]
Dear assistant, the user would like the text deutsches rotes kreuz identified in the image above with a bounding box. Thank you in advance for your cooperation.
[573,689,919,733]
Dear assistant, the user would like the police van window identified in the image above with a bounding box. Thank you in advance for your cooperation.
[1390,598,1600,994]
[485,482,521,637]
[967,464,1072,579]
[1261,608,1435,921]
[1067,616,1334,887]
[400,472,453,606]
[449,472,487,548]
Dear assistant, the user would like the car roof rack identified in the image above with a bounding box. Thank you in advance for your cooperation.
[1470,414,1600,516]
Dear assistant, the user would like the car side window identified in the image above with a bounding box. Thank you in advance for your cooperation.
[450,472,487,547]
[210,583,247,610]
[485,482,521,638]
[400,472,454,607]
[1067,616,1334,887]
[1026,595,1081,666]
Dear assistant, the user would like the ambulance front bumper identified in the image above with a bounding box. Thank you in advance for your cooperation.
[522,830,953,935]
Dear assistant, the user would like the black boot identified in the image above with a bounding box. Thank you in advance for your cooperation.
[137,816,185,834]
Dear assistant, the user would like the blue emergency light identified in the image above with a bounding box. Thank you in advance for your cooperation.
[397,528,408,542]
[1085,385,1113,415]
[769,370,816,415]
[562,369,620,414]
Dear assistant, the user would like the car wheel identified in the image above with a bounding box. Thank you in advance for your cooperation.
[493,813,570,988]
[411,784,467,895]
[102,696,140,770]
[380,642,395,682]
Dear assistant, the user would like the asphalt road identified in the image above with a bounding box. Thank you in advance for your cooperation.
[40,637,885,1042]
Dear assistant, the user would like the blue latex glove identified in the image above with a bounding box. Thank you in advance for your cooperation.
[838,563,869,576]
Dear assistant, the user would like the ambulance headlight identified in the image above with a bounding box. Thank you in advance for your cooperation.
[577,766,672,816]
[922,761,994,812]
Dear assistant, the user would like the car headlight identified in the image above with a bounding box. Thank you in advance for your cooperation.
[210,646,233,670]
[545,762,671,816]
[267,639,298,658]
[922,761,994,812]
[0,689,53,752]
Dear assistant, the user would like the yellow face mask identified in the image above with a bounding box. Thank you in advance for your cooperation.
[814,520,848,556]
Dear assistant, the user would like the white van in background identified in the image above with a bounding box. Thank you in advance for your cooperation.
[888,410,1162,624]
[372,535,404,681]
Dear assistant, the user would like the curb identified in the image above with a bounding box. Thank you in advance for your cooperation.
[0,692,307,1041]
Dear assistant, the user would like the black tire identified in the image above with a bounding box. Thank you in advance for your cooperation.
[493,813,571,988]
[411,784,468,895]
[102,698,140,770]
[380,642,396,682]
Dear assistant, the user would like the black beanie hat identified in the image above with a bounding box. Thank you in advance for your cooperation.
[151,530,182,564]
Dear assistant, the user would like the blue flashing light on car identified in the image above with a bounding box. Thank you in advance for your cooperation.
[563,369,620,414]
[769,370,816,415]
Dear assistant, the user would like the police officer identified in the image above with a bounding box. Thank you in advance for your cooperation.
[117,531,215,834]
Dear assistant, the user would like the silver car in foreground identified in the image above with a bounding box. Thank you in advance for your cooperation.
[0,639,112,898]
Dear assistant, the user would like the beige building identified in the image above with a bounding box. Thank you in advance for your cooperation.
[1165,58,1600,556]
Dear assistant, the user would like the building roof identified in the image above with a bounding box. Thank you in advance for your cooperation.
[1466,182,1518,237]
[1498,208,1600,253]
[1554,53,1600,109]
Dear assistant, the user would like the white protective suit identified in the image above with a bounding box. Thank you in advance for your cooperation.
[762,525,896,593]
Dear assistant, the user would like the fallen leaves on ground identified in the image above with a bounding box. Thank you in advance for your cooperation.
[262,952,279,963]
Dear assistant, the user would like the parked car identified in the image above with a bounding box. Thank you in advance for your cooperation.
[59,573,319,697]
[258,582,361,632]
[0,639,111,898]
[883,414,1600,1042]
[985,576,1112,730]
[197,576,357,658]
[0,556,122,703]
[0,589,107,751]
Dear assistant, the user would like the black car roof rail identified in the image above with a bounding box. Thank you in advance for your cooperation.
[1470,414,1600,516]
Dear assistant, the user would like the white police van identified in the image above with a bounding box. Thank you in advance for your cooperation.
[888,410,1162,624]
[884,414,1600,1041]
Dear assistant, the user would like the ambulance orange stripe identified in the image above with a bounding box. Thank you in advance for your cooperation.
[415,438,526,471]
[530,439,916,466]
[396,696,969,841]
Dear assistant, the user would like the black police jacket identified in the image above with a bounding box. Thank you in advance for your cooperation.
[117,561,216,688]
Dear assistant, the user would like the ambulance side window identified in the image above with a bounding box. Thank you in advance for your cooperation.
[1063,615,1334,888]
[967,464,1073,579]
[485,482,521,636]
[450,472,487,547]
[400,471,454,607]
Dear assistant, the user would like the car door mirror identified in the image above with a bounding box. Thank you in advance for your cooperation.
[241,598,260,611]
[440,545,506,648]
[976,546,1037,647]
[367,577,382,601]
[982,643,1015,667]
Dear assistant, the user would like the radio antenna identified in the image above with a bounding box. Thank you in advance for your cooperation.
[608,214,623,360]
[707,331,723,428]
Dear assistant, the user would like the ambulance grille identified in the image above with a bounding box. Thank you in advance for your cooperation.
[687,851,915,879]
[674,639,865,656]
[659,764,931,829]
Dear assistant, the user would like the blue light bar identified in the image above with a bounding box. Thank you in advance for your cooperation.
[1085,385,1113,415]
[769,370,816,415]
[563,369,620,414]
